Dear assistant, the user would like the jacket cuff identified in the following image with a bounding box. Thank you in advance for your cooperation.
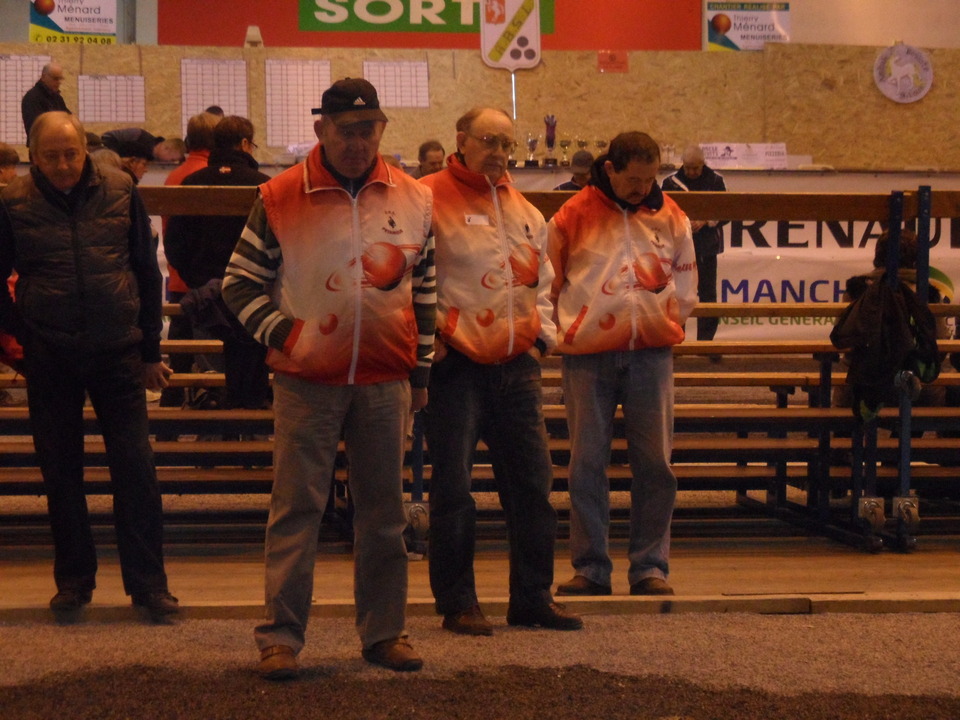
[280,318,302,355]
[409,365,430,389]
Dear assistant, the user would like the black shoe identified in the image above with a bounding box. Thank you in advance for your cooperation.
[507,602,583,631]
[50,589,92,613]
[132,591,180,617]
[630,577,675,596]
[556,575,612,596]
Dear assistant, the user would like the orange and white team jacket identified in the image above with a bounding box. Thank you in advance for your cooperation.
[421,155,556,364]
[547,184,697,355]
[240,148,435,386]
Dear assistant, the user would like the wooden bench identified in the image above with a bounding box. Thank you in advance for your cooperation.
[6,186,960,546]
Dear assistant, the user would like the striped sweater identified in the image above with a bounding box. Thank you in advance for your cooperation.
[221,145,436,387]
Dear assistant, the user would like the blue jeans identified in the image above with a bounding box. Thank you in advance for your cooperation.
[424,349,556,615]
[562,347,677,587]
[255,374,411,653]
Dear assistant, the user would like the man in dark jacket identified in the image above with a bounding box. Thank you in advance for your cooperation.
[164,116,271,409]
[662,145,726,341]
[0,111,177,619]
[21,63,70,140]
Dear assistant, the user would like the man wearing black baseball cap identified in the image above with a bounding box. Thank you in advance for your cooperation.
[223,78,436,679]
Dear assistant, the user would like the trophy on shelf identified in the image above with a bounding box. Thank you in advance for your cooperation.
[595,138,609,155]
[559,135,572,166]
[543,115,558,167]
[524,131,540,168]
[576,136,589,152]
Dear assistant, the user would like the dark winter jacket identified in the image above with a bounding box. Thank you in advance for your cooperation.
[21,80,69,139]
[163,148,270,289]
[0,159,163,361]
[661,165,726,256]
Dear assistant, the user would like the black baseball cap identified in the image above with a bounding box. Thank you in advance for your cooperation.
[311,78,388,126]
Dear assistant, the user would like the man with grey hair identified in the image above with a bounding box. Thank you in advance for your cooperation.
[0,111,177,620]
[21,62,70,140]
[662,144,727,341]
[222,78,436,679]
[420,106,582,637]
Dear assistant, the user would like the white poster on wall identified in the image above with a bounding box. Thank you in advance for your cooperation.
[711,218,958,340]
[706,2,790,52]
[701,142,788,169]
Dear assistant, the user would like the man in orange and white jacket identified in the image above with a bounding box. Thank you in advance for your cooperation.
[548,131,697,599]
[420,107,582,637]
[223,78,435,679]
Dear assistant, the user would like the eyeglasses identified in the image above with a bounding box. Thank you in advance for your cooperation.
[468,133,518,154]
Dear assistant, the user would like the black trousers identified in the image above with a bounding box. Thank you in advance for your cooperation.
[24,336,169,596]
[696,252,719,341]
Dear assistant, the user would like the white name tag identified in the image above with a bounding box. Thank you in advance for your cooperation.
[464,214,490,226]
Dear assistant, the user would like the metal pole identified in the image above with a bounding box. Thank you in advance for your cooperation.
[511,71,518,120]
[917,185,931,303]
[886,191,903,287]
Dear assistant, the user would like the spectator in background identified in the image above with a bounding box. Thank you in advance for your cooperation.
[550,132,697,598]
[553,149,593,191]
[21,63,69,140]
[84,132,103,151]
[164,116,271,410]
[0,144,20,184]
[0,112,177,619]
[662,145,727,341]
[204,105,225,117]
[153,138,187,164]
[159,112,221,413]
[102,129,165,184]
[222,78,435,679]
[410,139,444,179]
[0,148,22,406]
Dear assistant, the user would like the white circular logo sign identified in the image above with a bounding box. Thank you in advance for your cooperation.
[874,44,933,103]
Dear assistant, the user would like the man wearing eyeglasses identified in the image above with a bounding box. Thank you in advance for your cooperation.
[419,107,582,637]
[165,116,271,411]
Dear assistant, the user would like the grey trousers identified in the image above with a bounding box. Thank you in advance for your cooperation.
[254,374,411,653]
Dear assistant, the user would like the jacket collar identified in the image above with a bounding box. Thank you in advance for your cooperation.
[673,164,719,190]
[446,153,514,191]
[208,147,260,170]
[303,143,393,195]
[589,154,664,213]
[29,156,100,211]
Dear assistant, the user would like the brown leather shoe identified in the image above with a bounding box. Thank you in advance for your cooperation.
[50,588,93,613]
[556,575,612,596]
[362,637,423,672]
[258,645,299,680]
[442,604,494,636]
[132,591,180,617]
[630,577,675,596]
[507,602,583,631]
